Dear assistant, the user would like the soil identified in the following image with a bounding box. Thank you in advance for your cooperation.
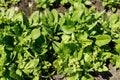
[14,0,37,17]
[88,0,120,17]
[13,0,68,17]
[4,0,120,80]
[91,64,120,80]
[14,0,120,17]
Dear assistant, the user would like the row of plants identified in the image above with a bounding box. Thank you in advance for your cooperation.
[1,0,120,12]
[35,0,120,11]
[0,0,20,8]
[0,0,120,80]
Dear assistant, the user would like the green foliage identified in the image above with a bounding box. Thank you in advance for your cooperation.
[95,35,111,47]
[0,0,120,80]
[52,3,113,79]
[0,0,20,8]
[34,0,92,10]
[0,7,54,79]
[102,0,120,12]
[60,0,86,5]
[35,0,56,9]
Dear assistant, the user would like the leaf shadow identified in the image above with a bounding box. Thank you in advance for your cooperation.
[90,71,112,80]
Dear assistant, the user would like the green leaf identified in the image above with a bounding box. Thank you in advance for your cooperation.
[66,73,79,80]
[93,62,101,71]
[13,12,24,23]
[103,52,111,60]
[102,65,108,71]
[61,0,68,5]
[59,16,65,26]
[42,61,51,69]
[113,35,120,44]
[52,41,61,53]
[81,74,93,80]
[78,32,88,41]
[29,11,39,25]
[62,43,77,55]
[72,10,83,21]
[95,11,105,19]
[0,45,4,54]
[116,58,120,68]
[112,7,117,12]
[51,9,58,23]
[31,28,40,40]
[6,7,15,19]
[61,25,75,34]
[78,32,93,47]
[12,25,23,35]
[0,45,7,66]
[111,55,120,68]
[24,58,39,70]
[61,34,71,43]
[109,13,119,24]
[115,44,120,54]
[77,50,83,60]
[84,54,92,63]
[95,35,111,47]
[33,75,39,80]
[16,69,22,76]
[85,1,92,5]
[53,59,63,74]
[0,67,6,76]
[45,9,54,26]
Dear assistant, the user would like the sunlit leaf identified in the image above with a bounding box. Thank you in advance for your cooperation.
[115,44,120,54]
[95,35,111,47]
[29,11,40,25]
[31,28,40,40]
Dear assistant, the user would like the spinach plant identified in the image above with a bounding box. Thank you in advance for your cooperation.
[0,7,55,80]
[53,2,112,80]
[0,0,120,80]
[109,13,120,69]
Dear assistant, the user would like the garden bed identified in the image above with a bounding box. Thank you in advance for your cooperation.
[0,0,120,80]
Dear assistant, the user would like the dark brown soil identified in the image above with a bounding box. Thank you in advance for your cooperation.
[88,0,104,11]
[14,0,37,17]
[14,0,120,17]
[13,0,68,17]
[88,0,120,17]
[90,64,120,80]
